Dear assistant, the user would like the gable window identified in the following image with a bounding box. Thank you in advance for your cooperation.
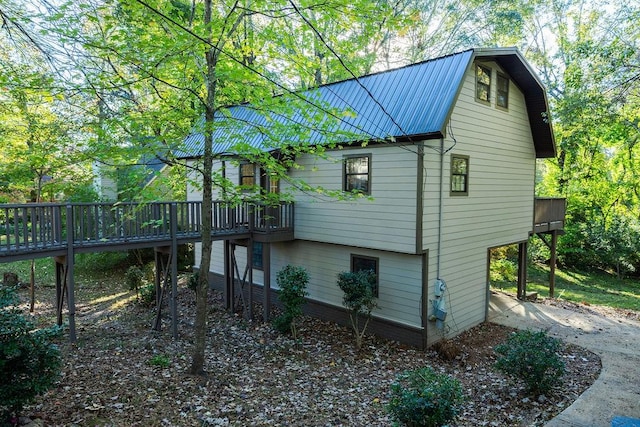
[344,155,370,194]
[450,155,469,196]
[351,254,379,297]
[476,64,491,103]
[239,163,255,186]
[497,73,509,109]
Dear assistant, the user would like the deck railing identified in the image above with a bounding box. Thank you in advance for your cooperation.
[533,198,566,232]
[0,201,294,260]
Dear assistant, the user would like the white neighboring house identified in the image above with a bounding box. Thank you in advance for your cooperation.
[182,47,556,347]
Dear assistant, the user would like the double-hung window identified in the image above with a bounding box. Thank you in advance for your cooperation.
[344,155,371,194]
[450,155,469,196]
[239,163,256,187]
[497,72,509,109]
[252,242,263,270]
[476,65,491,103]
[351,254,379,297]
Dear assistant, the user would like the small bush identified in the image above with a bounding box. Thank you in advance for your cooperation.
[494,330,565,395]
[388,366,464,427]
[0,286,62,419]
[337,270,377,349]
[138,283,156,307]
[148,354,171,368]
[187,271,199,291]
[125,265,145,293]
[272,265,309,339]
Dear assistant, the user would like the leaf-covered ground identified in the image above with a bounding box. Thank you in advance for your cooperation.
[17,279,601,426]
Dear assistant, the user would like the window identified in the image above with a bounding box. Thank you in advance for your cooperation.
[497,73,509,109]
[252,242,263,269]
[476,64,491,103]
[450,155,469,196]
[260,169,279,194]
[351,254,379,297]
[344,155,370,194]
[239,163,255,186]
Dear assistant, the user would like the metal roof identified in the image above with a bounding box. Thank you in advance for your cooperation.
[179,48,555,159]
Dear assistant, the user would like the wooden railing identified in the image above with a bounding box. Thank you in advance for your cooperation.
[0,201,294,261]
[533,198,566,233]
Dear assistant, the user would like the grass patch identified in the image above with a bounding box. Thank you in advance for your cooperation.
[492,263,640,312]
[1,252,130,288]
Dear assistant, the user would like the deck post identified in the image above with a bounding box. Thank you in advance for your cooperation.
[549,230,558,298]
[263,242,271,322]
[224,240,232,310]
[170,203,178,339]
[54,255,66,326]
[247,207,254,321]
[65,204,77,342]
[517,241,527,300]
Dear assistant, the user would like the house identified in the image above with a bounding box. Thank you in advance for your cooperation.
[181,47,556,348]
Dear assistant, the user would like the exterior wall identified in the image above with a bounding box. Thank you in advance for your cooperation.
[206,240,424,328]
[422,60,536,342]
[185,59,541,347]
[283,145,419,254]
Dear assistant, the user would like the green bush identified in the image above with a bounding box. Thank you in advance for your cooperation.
[138,283,156,307]
[388,366,464,427]
[489,258,517,284]
[272,265,309,339]
[187,271,199,291]
[494,330,565,395]
[337,270,377,349]
[0,286,62,419]
[125,265,145,293]
[148,354,171,368]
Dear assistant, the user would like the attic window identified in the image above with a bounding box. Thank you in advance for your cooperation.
[497,73,509,109]
[476,65,491,103]
[344,155,370,194]
[450,155,469,196]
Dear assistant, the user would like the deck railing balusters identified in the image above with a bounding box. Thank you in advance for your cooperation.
[0,201,293,259]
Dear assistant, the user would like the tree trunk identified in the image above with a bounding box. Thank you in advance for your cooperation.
[189,0,218,376]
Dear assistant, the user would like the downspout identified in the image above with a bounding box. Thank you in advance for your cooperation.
[432,137,447,330]
[436,137,444,279]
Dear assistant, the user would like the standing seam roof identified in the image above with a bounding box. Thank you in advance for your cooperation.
[179,48,555,158]
[179,49,474,157]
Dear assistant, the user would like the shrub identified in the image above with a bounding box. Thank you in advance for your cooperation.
[337,270,377,349]
[138,283,156,307]
[187,271,199,291]
[148,354,171,368]
[125,265,145,294]
[0,286,62,420]
[388,366,464,427]
[272,265,309,339]
[494,329,565,395]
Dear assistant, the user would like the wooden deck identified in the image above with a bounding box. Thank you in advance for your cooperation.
[533,197,566,233]
[0,201,294,262]
[0,200,294,342]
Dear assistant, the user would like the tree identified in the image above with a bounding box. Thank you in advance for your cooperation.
[529,0,640,274]
[337,270,377,349]
[35,0,380,375]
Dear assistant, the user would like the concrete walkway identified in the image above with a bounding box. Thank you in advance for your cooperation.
[488,292,640,427]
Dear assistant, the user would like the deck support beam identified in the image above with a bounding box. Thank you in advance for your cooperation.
[65,204,77,342]
[263,243,271,322]
[517,241,528,300]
